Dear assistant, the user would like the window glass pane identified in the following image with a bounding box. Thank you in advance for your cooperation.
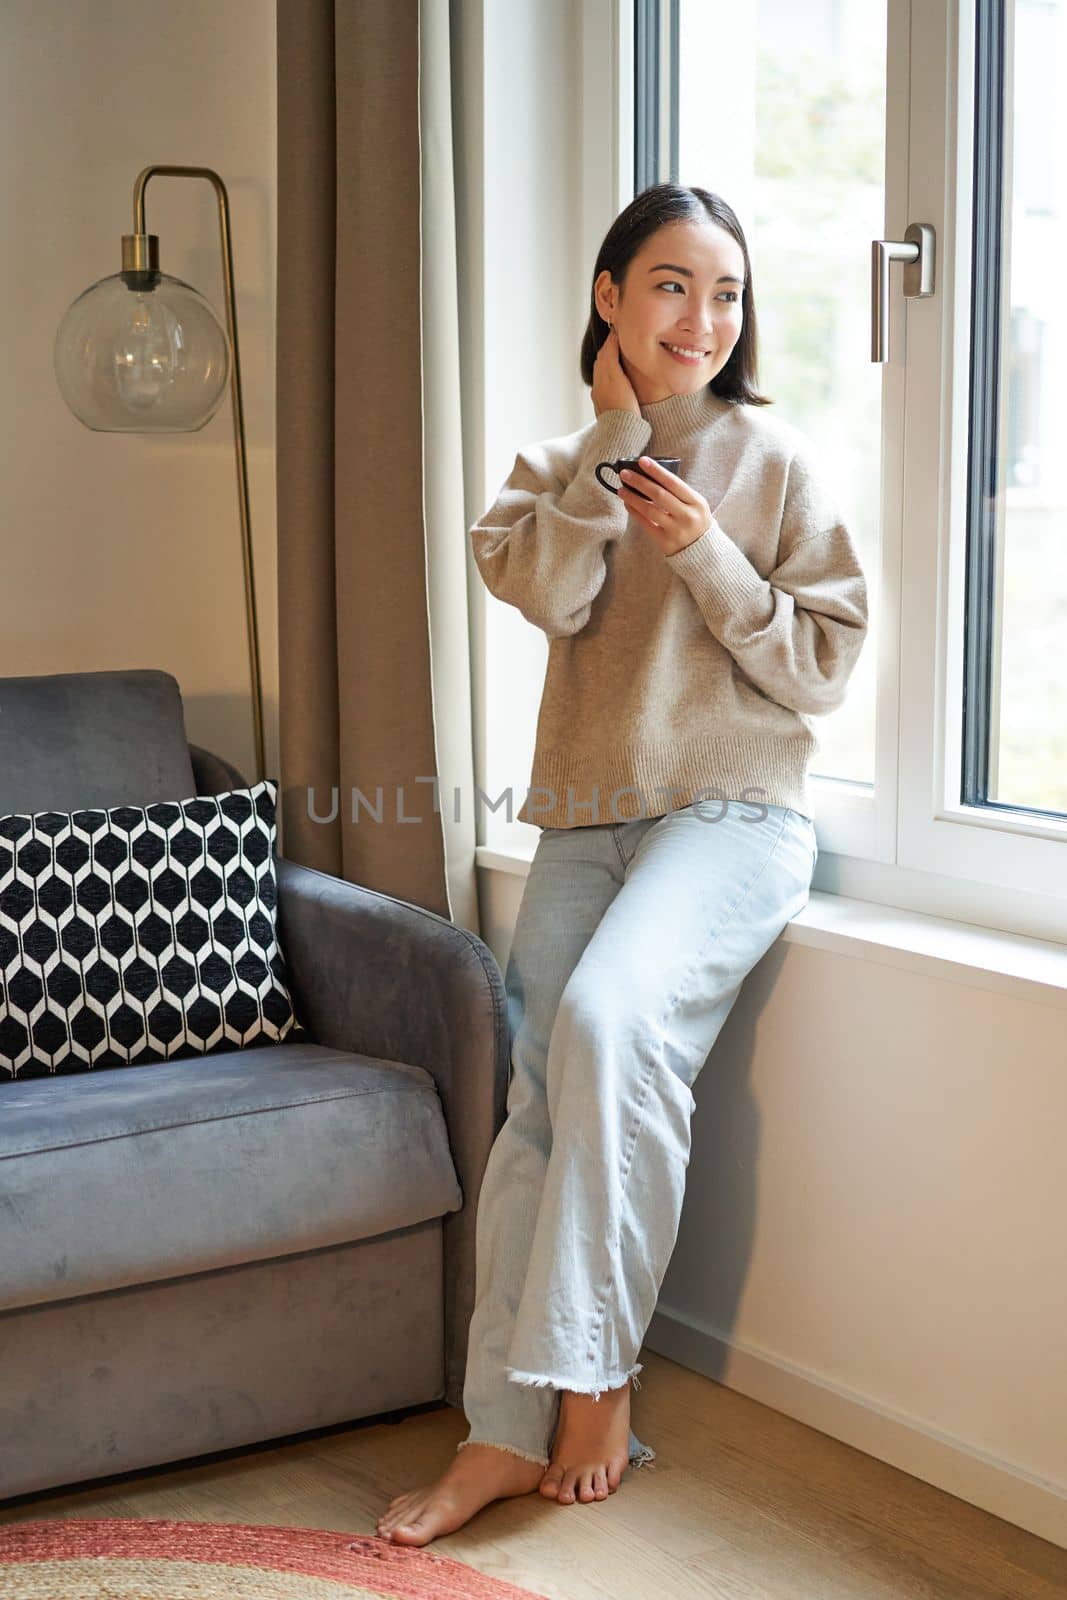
[991,0,1067,812]
[676,0,885,789]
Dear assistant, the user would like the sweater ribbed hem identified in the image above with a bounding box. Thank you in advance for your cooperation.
[515,734,815,828]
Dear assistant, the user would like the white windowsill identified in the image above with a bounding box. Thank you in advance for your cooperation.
[474,845,1067,1011]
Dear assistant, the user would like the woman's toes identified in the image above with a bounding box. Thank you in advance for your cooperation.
[541,1460,618,1506]
[378,1497,413,1534]
[390,1516,429,1545]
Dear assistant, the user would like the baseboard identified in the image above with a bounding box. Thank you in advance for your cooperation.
[644,1303,1067,1550]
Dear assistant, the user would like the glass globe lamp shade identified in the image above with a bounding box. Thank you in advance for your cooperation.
[54,270,231,432]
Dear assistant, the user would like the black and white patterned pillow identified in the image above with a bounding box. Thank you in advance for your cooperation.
[0,778,296,1079]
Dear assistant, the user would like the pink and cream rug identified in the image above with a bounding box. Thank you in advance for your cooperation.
[0,1517,552,1599]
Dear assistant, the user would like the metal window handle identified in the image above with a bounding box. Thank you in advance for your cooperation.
[870,222,936,362]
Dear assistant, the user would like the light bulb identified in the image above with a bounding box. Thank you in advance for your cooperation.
[55,269,230,433]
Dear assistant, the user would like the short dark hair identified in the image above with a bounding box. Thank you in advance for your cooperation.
[579,182,773,408]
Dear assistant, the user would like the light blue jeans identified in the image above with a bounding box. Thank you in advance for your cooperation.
[457,797,818,1469]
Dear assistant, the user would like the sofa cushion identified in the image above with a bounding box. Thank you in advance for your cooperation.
[0,669,196,817]
[0,779,295,1079]
[0,1041,464,1313]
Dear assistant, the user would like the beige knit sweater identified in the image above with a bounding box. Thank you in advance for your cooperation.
[469,384,869,829]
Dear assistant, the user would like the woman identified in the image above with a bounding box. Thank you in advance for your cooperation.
[377,183,868,1546]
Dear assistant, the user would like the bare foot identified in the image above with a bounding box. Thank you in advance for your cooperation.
[375,1442,545,1547]
[539,1381,631,1505]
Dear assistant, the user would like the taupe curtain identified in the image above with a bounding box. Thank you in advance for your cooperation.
[276,0,479,931]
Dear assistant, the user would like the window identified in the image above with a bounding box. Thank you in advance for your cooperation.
[659,0,885,797]
[472,0,1067,941]
[636,0,1067,931]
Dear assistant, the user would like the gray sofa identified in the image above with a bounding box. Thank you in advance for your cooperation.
[0,668,510,1501]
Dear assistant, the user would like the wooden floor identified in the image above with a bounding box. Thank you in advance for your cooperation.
[2,1350,1064,1599]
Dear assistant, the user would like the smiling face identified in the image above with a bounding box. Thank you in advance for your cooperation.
[594,219,747,405]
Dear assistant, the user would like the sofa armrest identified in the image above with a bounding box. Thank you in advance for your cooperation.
[188,743,248,796]
[274,855,510,1409]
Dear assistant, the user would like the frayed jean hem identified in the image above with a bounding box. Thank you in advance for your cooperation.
[456,1437,551,1468]
[505,1361,644,1403]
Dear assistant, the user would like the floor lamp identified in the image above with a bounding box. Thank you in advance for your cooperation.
[53,164,266,785]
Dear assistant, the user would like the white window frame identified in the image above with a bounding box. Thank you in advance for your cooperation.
[898,0,1067,902]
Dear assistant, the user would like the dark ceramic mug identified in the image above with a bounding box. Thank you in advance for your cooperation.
[595,455,682,501]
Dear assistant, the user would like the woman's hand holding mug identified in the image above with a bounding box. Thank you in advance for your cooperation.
[599,455,713,558]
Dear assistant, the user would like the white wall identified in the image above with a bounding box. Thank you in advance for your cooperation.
[656,936,1066,1538]
[460,0,1067,1548]
[2,0,278,784]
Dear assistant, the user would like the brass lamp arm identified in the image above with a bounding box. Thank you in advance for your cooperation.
[126,165,265,786]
